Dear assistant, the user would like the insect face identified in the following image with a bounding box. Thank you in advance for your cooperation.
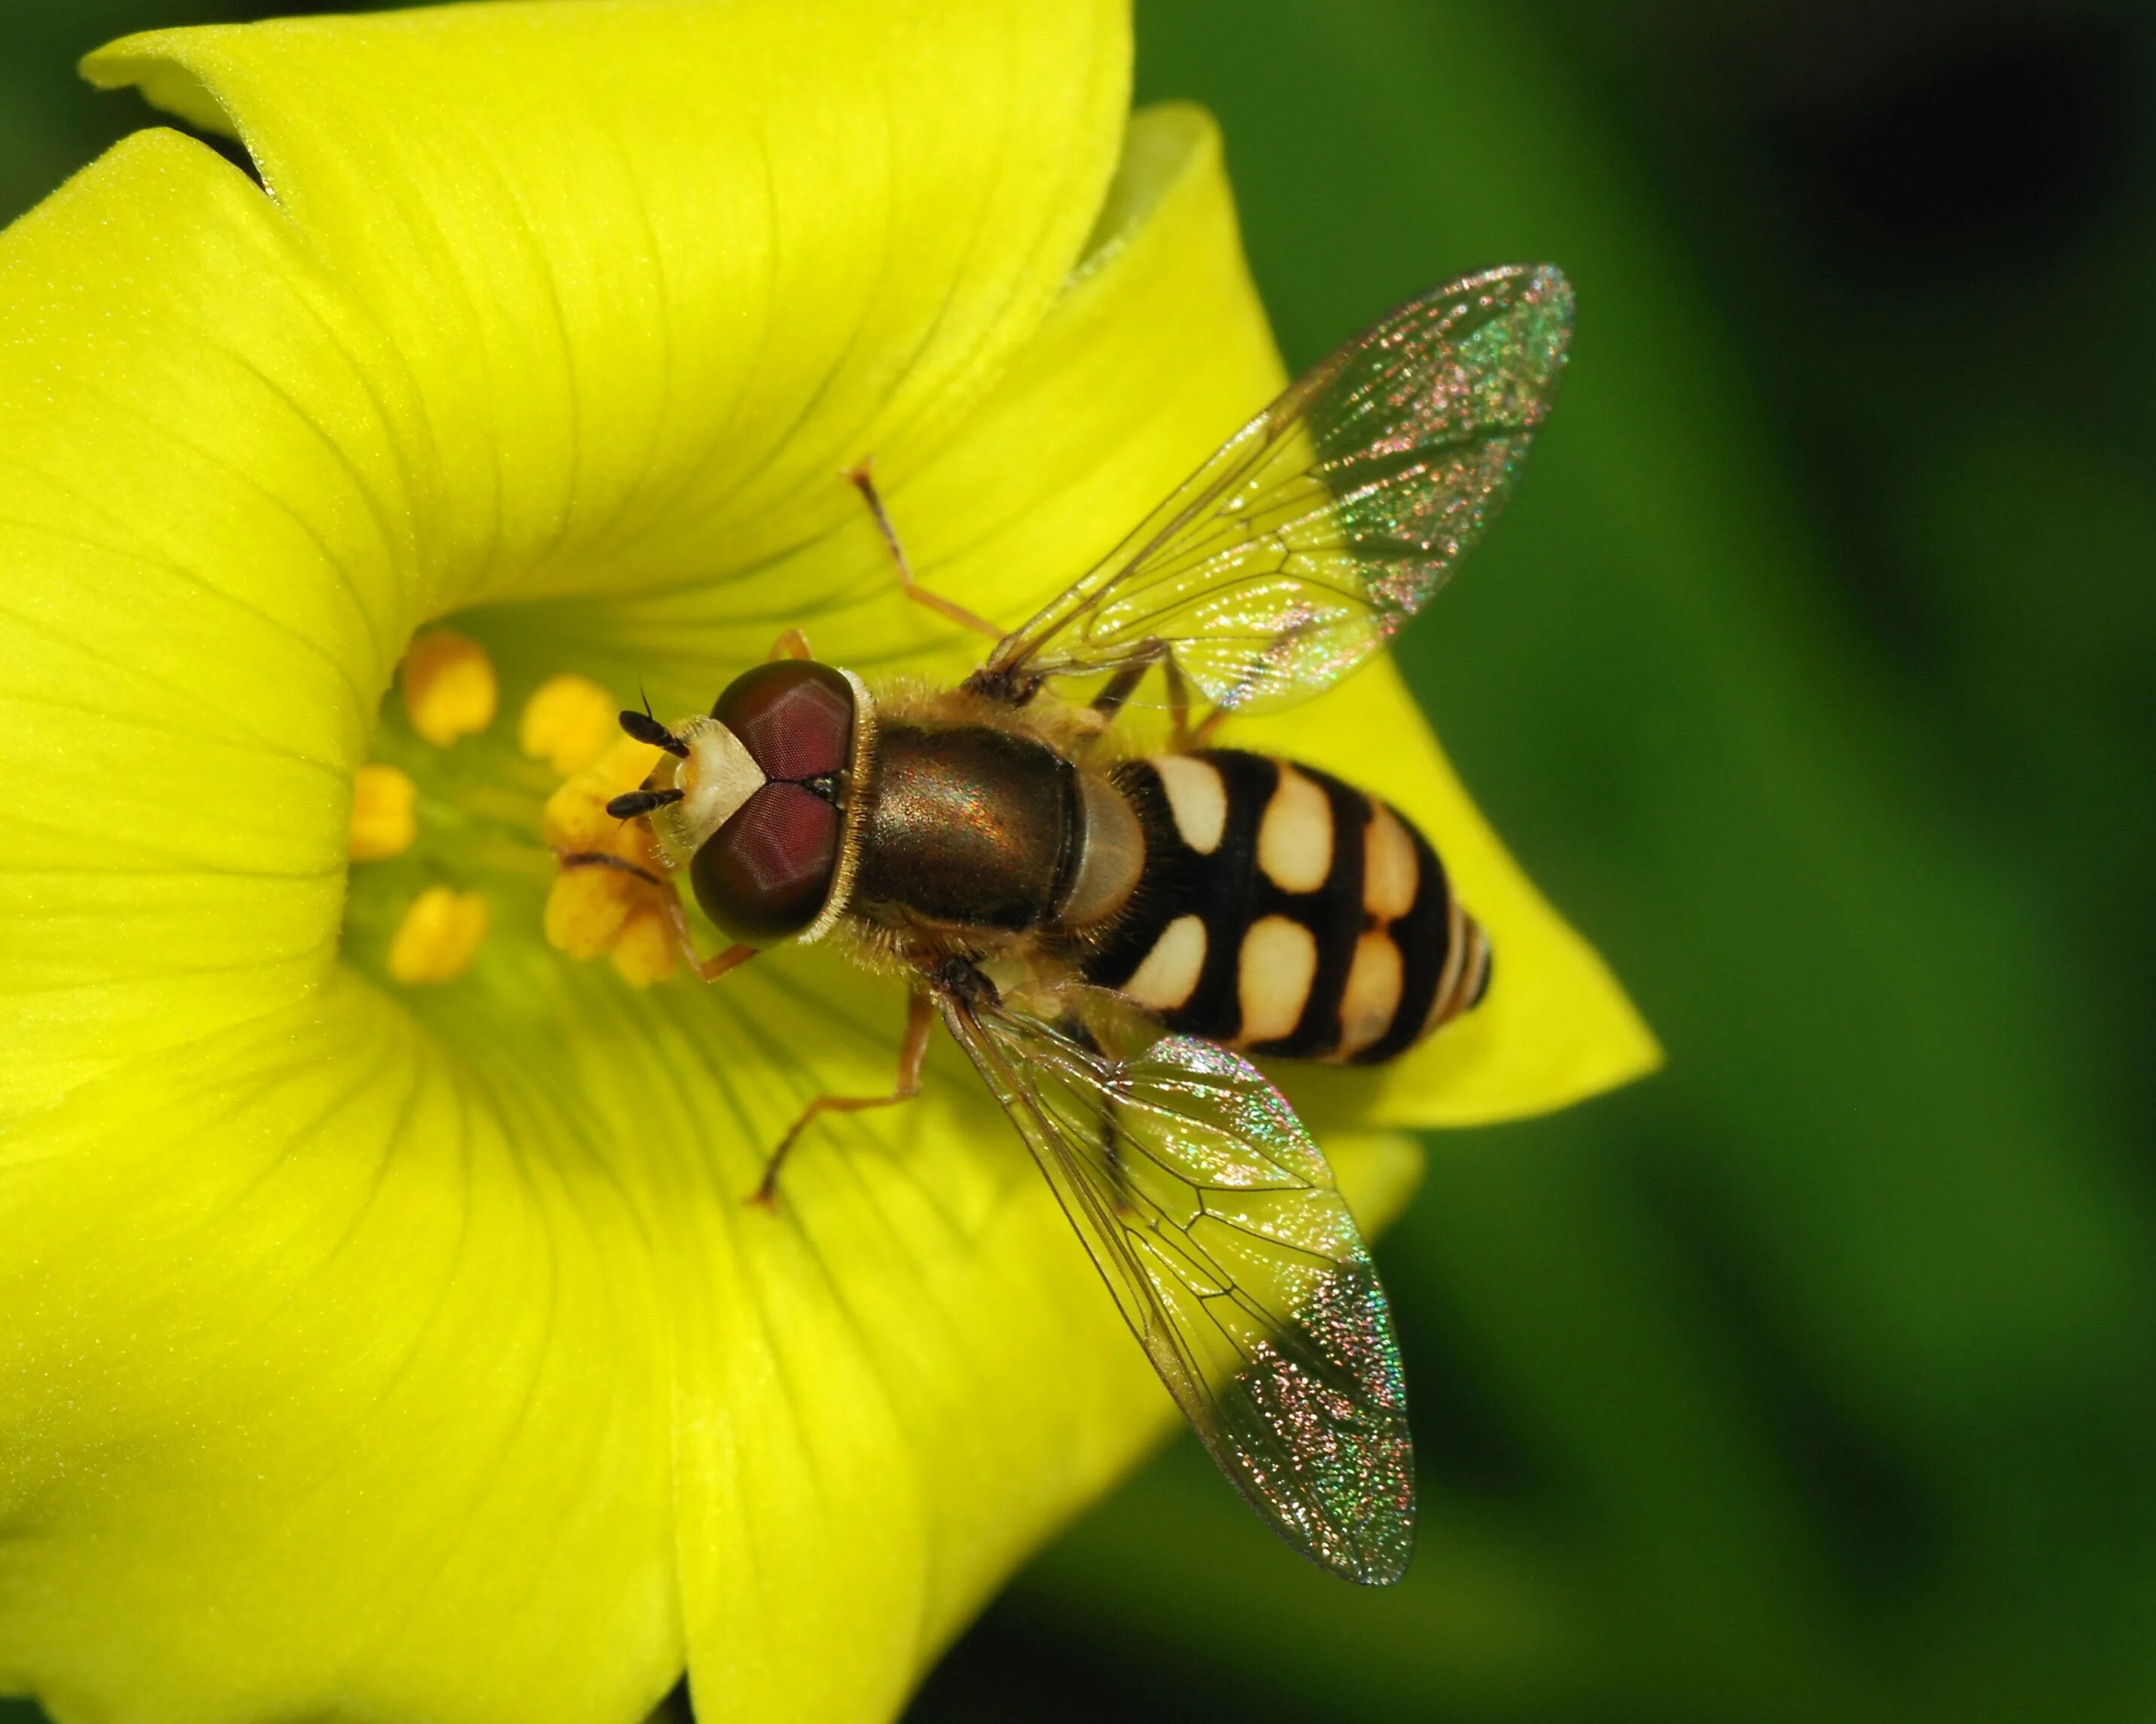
[642,659,870,944]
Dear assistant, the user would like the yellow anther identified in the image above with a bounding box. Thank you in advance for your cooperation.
[348,762,418,862]
[544,866,634,961]
[520,673,620,775]
[538,727,674,979]
[401,629,498,748]
[386,885,489,985]
[542,735,662,855]
[610,904,680,988]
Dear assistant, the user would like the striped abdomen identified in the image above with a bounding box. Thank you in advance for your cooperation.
[1079,750,1490,1064]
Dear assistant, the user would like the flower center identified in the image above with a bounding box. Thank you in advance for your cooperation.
[342,631,682,991]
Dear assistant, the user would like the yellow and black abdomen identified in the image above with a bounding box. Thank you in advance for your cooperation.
[1080,750,1491,1064]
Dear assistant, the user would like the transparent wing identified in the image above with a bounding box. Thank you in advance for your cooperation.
[938,983,1414,1583]
[976,263,1572,714]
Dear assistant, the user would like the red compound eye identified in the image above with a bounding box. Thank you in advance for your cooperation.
[690,781,839,943]
[712,660,852,781]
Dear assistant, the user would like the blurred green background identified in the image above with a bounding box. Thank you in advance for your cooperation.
[4,1,2151,1720]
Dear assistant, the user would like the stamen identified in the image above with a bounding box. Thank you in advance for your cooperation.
[520,673,620,775]
[387,885,489,985]
[401,629,499,747]
[542,734,664,854]
[611,905,680,986]
[348,762,417,861]
[346,661,689,992]
[544,867,634,960]
[537,716,683,987]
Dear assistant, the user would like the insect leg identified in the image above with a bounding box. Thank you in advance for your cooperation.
[844,460,1005,641]
[558,851,756,980]
[1179,614,1326,748]
[750,985,935,1208]
[556,849,668,889]
[1162,655,1199,751]
[688,943,758,983]
[652,888,757,983]
[1101,646,1206,751]
[1049,1004,1139,1218]
[1086,639,1164,727]
[1073,638,1198,760]
[1186,703,1232,748]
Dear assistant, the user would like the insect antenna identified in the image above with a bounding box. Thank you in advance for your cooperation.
[619,707,690,758]
[605,787,685,819]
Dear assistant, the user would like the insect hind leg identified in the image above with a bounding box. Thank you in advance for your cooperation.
[1051,1005,1145,1220]
[1076,639,1204,754]
[750,985,935,1208]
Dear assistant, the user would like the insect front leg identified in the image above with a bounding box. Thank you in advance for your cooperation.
[555,850,668,889]
[844,459,1006,641]
[749,985,935,1208]
[660,887,759,983]
[1040,998,1143,1220]
[554,851,757,982]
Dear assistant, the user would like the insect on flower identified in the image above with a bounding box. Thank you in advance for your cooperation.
[567,263,1573,1585]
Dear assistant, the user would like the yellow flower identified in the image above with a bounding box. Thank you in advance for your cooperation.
[0,3,1658,1722]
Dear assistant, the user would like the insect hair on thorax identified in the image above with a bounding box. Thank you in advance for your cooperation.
[863,675,1143,758]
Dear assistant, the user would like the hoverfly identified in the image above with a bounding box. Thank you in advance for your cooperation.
[579,264,1573,1585]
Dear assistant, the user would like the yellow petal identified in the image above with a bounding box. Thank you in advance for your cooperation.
[525,102,1284,701]
[0,979,679,1724]
[86,0,1133,615]
[0,128,414,1122]
[906,102,1292,653]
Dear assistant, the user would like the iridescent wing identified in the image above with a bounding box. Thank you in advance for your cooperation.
[937,981,1414,1583]
[973,263,1572,715]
